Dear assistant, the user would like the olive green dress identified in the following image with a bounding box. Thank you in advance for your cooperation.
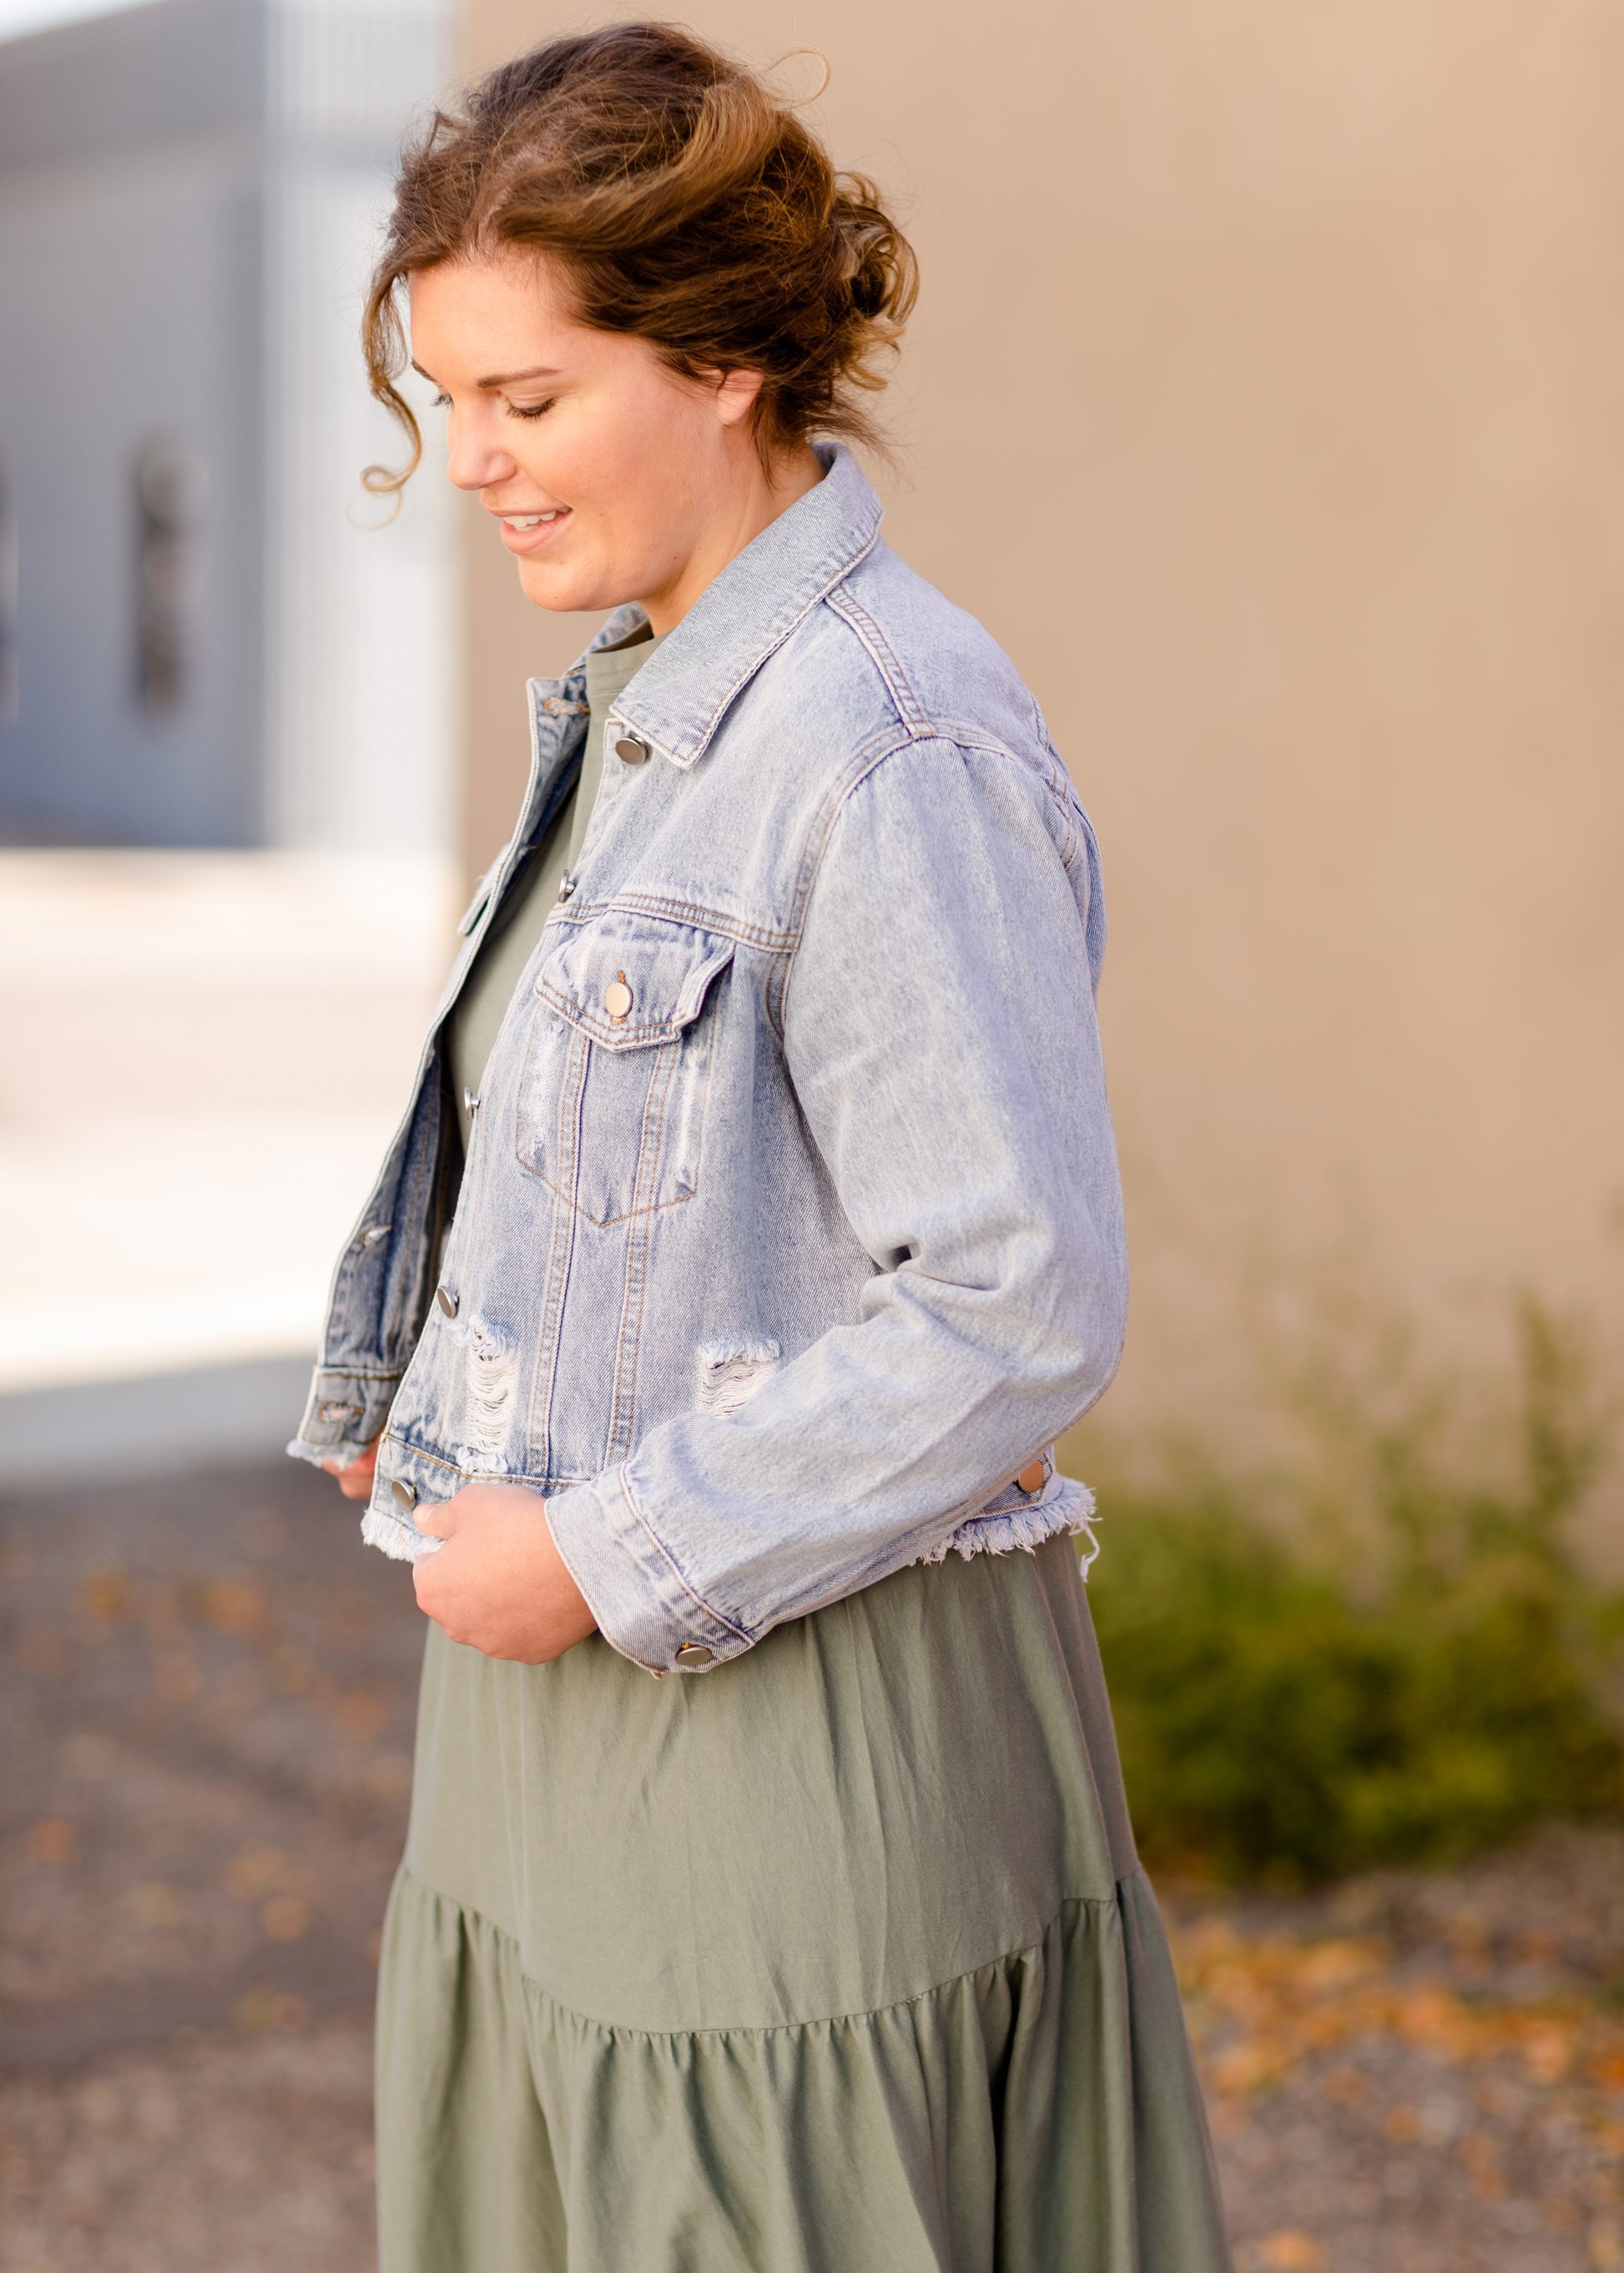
[379,627,1231,2270]
[376,1537,1232,2271]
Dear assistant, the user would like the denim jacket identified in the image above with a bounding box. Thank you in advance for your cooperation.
[290,444,1127,1675]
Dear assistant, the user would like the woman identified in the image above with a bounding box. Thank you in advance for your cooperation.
[292,23,1230,2272]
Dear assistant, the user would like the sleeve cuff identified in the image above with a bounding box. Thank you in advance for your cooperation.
[543,1467,752,1676]
[286,1365,402,1470]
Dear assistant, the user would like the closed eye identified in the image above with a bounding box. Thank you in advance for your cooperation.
[506,397,557,422]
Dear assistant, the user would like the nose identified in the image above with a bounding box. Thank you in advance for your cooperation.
[443,404,517,495]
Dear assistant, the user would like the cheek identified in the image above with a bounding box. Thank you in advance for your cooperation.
[563,372,716,516]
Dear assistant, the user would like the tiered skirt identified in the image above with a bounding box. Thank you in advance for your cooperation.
[376,1534,1232,2272]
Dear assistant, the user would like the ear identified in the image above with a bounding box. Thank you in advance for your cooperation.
[713,366,765,429]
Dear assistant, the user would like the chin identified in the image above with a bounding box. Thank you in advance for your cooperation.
[516,553,620,617]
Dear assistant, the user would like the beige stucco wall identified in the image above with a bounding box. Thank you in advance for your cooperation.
[456,1,1624,1452]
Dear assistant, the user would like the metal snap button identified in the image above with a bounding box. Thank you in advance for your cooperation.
[1016,1458,1047,1494]
[556,874,575,902]
[391,1479,417,1513]
[614,733,649,766]
[603,971,633,1024]
[436,1287,458,1319]
[674,1643,714,1668]
[461,1087,480,1117]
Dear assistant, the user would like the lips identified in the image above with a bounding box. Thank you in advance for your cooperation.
[496,506,571,555]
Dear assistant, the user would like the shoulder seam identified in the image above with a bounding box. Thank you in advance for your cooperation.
[774,730,1090,1039]
[778,732,986,1035]
[823,582,933,740]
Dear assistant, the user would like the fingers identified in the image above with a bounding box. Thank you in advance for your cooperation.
[408,1484,593,1663]
[321,1435,381,1502]
[413,1493,461,1541]
[412,1550,444,1618]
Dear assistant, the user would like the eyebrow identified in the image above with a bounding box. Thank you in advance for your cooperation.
[411,360,561,390]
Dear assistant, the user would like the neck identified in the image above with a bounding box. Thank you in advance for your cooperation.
[641,441,825,635]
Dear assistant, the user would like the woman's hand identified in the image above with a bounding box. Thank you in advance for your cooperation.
[411,1481,598,1664]
[321,1437,380,1501]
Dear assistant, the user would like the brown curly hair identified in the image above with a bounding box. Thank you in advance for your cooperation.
[361,21,918,496]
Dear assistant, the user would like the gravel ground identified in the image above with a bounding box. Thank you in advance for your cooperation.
[3,1458,1621,2272]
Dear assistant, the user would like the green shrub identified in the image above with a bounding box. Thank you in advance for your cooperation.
[1086,1302,1624,1882]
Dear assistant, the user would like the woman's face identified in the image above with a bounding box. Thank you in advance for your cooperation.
[408,248,784,628]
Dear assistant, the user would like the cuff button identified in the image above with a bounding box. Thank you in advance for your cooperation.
[674,1644,714,1669]
[391,1479,417,1513]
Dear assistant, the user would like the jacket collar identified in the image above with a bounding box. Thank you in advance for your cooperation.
[594,442,882,771]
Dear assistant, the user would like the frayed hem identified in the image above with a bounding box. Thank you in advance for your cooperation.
[287,1434,371,1472]
[361,1507,440,1564]
[913,1479,1100,1573]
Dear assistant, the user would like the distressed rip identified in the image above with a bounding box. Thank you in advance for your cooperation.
[459,1317,518,1465]
[696,1339,782,1419]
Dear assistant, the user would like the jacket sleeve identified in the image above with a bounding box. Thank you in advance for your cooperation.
[542,734,1128,1673]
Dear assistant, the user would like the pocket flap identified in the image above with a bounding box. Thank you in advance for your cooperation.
[537,916,735,1051]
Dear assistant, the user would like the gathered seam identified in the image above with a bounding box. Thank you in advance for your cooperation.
[395,1865,1143,2046]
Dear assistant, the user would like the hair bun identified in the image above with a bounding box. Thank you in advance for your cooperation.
[361,24,918,496]
[838,196,909,324]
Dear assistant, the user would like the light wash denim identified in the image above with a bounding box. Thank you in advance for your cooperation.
[290,443,1127,1675]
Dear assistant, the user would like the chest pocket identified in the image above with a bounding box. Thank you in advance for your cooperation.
[516,915,735,1227]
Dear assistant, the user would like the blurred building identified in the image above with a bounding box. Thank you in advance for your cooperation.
[0,0,456,849]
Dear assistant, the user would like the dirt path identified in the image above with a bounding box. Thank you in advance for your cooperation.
[3,1459,1619,2271]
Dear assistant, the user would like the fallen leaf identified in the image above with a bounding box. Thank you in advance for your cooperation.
[335,1687,391,1741]
[1261,2231,1324,2271]
[1459,2132,1506,2200]
[1591,2215,1624,2273]
[233,1988,309,2037]
[260,1895,310,1943]
[1521,2022,1578,2085]
[1211,2038,1293,2095]
[198,1579,270,1639]
[25,1817,77,1867]
[77,1568,132,1623]
[224,1842,290,1901]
